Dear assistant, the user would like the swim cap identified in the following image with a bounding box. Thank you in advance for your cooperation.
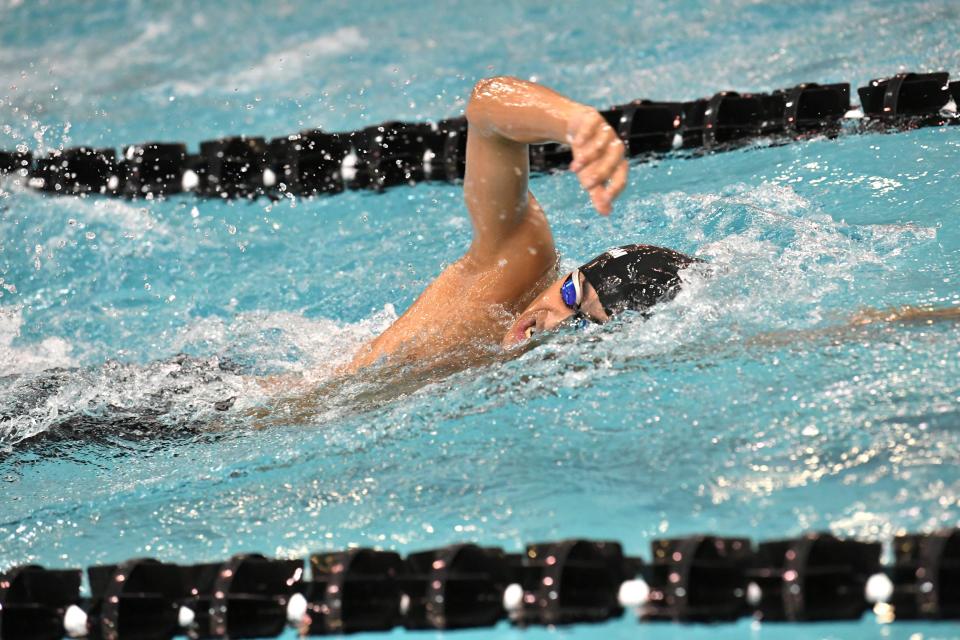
[578,244,699,316]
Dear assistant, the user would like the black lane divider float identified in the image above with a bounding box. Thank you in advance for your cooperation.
[0,529,958,639]
[0,72,957,202]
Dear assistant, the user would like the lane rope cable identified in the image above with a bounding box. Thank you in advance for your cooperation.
[0,71,957,202]
[0,529,957,638]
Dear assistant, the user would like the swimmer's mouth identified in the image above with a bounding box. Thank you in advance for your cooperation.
[504,312,542,348]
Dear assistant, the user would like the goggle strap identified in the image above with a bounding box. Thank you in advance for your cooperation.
[572,268,583,307]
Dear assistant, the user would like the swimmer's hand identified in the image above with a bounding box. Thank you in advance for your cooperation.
[567,108,628,216]
[465,76,626,216]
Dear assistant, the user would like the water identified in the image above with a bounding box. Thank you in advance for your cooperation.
[2,0,960,637]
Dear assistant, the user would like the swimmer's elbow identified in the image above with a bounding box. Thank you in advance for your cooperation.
[466,76,522,128]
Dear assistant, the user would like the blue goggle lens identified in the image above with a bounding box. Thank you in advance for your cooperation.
[560,274,578,309]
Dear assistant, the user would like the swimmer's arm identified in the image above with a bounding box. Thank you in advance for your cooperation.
[463,76,627,263]
[849,304,960,326]
[744,304,960,349]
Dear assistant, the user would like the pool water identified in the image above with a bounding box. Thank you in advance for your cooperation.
[2,0,960,638]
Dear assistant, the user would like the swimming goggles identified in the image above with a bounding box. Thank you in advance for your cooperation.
[560,269,583,310]
[559,269,599,326]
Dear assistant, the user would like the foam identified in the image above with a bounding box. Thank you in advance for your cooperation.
[0,306,76,376]
[70,196,174,238]
[596,178,941,311]
[171,304,398,381]
[0,352,256,449]
[0,302,401,448]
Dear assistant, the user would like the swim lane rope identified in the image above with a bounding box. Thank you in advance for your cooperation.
[0,72,957,202]
[1,529,958,639]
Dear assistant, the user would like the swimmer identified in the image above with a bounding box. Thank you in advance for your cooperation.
[257,76,960,417]
[344,76,696,373]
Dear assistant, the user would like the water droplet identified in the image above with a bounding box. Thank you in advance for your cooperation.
[190,206,200,219]
[84,231,96,240]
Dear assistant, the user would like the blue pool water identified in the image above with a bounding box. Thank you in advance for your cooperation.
[2,0,960,638]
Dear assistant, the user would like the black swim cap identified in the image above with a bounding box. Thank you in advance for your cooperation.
[578,244,699,316]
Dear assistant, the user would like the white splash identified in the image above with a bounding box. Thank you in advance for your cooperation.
[0,307,75,376]
[581,182,938,358]
[170,304,398,382]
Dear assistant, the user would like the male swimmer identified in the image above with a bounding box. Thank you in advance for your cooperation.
[344,76,696,373]
[258,76,959,419]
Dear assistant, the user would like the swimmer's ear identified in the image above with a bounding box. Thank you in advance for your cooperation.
[577,279,610,324]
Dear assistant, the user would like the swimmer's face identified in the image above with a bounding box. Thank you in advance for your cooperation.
[502,270,610,348]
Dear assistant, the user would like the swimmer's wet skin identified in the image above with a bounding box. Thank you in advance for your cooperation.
[344,77,695,373]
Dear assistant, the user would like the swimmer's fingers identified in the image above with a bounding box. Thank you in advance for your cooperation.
[566,108,626,215]
[568,111,606,171]
[587,185,612,216]
[578,136,625,190]
[587,160,626,216]
[570,130,609,171]
[577,136,625,215]
[583,151,628,216]
[605,155,629,203]
[568,109,602,146]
